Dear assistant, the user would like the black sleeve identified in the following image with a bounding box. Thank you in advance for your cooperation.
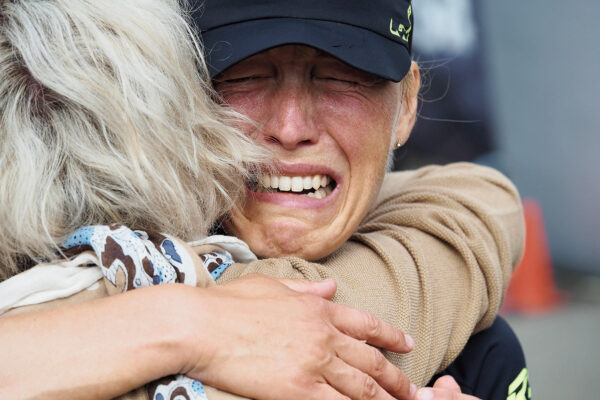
[427,317,532,400]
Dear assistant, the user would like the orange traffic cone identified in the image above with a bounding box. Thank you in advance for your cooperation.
[502,198,562,314]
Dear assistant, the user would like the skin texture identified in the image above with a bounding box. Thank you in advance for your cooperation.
[188,276,417,400]
[423,376,480,400]
[0,276,416,400]
[216,45,420,260]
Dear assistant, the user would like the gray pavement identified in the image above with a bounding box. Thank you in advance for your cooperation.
[504,272,600,399]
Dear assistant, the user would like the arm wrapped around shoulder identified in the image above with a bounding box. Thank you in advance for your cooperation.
[353,162,524,382]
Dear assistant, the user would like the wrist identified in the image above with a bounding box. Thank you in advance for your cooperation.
[0,284,200,399]
[163,284,221,377]
[135,284,201,377]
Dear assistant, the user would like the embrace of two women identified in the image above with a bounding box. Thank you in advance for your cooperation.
[0,1,528,399]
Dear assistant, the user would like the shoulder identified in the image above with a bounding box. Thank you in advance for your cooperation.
[382,162,516,193]
[377,163,522,219]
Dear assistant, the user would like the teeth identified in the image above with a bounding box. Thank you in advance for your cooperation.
[314,188,326,199]
[291,177,303,192]
[258,173,334,195]
[312,175,321,190]
[279,176,291,191]
[261,175,271,188]
[270,175,279,189]
[303,176,313,190]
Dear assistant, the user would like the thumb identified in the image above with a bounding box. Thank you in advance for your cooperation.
[277,278,337,299]
[432,375,461,392]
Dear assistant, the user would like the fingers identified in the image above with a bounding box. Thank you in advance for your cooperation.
[335,337,416,400]
[277,278,337,299]
[417,375,480,400]
[323,357,413,400]
[313,384,351,400]
[416,387,481,400]
[326,302,414,354]
[432,376,461,392]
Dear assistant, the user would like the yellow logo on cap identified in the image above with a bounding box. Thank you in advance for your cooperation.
[390,4,412,42]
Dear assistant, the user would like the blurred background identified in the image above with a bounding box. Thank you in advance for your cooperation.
[393,0,600,397]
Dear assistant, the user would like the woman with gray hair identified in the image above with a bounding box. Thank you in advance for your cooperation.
[0,0,524,399]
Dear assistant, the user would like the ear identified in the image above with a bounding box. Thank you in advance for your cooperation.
[394,62,420,147]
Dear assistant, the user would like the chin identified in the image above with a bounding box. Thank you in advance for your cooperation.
[249,237,329,261]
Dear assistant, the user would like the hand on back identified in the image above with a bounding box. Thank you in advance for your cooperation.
[177,274,417,400]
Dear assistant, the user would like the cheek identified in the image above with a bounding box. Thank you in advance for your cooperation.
[318,93,395,170]
[224,91,259,113]
[220,91,267,138]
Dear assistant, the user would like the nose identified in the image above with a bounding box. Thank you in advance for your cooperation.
[261,84,319,151]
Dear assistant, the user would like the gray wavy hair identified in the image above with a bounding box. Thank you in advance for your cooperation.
[0,0,266,280]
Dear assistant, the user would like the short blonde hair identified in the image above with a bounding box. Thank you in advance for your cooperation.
[0,0,265,280]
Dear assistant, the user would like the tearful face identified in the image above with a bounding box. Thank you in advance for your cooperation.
[215,45,408,260]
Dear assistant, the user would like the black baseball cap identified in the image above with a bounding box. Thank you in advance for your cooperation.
[193,0,414,82]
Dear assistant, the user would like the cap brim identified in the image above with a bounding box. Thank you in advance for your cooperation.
[202,18,411,82]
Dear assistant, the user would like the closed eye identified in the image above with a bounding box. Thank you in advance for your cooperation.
[322,77,358,85]
[216,75,265,84]
[312,73,384,90]
[313,76,363,91]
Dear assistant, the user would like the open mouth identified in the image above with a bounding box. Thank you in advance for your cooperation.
[251,174,337,199]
